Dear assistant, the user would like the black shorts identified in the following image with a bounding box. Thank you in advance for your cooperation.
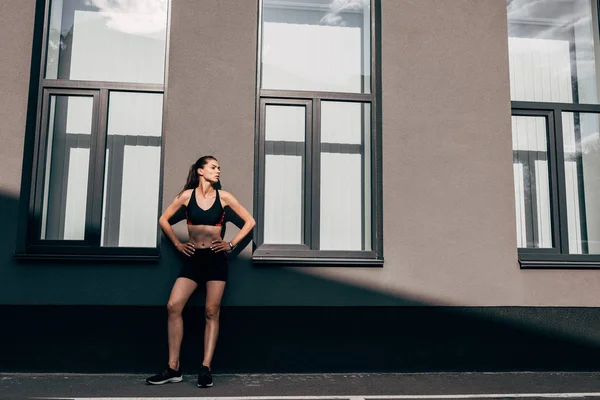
[178,248,228,283]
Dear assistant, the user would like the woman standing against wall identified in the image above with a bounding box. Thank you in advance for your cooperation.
[146,155,255,388]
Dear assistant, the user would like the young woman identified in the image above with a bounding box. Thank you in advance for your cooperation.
[146,155,255,388]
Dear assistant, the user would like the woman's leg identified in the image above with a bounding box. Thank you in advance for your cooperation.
[202,280,226,368]
[167,277,198,371]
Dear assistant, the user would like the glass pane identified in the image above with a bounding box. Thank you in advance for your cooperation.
[40,95,93,240]
[320,101,371,251]
[261,0,370,93]
[101,92,163,248]
[46,0,168,84]
[511,116,553,248]
[263,105,306,244]
[507,0,600,104]
[562,112,600,254]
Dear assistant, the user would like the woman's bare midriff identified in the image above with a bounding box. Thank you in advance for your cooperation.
[187,224,223,248]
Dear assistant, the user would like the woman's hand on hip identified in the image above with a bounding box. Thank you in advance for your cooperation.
[176,242,195,256]
[210,239,232,253]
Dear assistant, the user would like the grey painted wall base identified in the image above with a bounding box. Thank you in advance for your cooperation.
[3,306,600,373]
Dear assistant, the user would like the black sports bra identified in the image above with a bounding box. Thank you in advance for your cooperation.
[186,188,225,226]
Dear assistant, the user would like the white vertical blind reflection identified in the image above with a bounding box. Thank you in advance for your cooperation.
[508,37,572,103]
[534,160,552,247]
[565,161,583,254]
[562,112,577,153]
[579,113,600,253]
[514,163,527,247]
[363,102,371,251]
[264,155,303,244]
[40,98,57,239]
[263,105,305,244]
[321,153,362,250]
[562,111,583,253]
[512,116,546,151]
[320,102,369,251]
[511,115,552,248]
[62,97,92,240]
[102,92,163,248]
[100,149,110,247]
[118,146,161,247]
[562,112,600,254]
[41,96,93,241]
[63,148,90,240]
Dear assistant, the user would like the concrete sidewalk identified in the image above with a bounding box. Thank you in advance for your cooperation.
[2,372,600,400]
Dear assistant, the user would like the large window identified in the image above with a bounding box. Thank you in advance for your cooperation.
[508,0,600,267]
[253,0,382,264]
[18,0,169,259]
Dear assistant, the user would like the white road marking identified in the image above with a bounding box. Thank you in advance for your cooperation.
[37,393,600,400]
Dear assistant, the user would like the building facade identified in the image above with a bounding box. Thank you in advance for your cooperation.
[2,0,600,372]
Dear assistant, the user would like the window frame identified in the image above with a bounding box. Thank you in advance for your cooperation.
[252,0,383,265]
[14,0,171,261]
[508,0,600,268]
[513,102,600,268]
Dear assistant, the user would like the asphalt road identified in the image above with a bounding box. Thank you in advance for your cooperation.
[2,372,600,400]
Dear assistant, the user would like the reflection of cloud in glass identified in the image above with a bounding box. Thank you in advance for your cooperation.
[580,132,600,154]
[87,0,167,36]
[508,0,592,38]
[320,0,368,26]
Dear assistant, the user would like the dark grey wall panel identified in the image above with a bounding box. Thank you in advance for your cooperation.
[3,306,600,373]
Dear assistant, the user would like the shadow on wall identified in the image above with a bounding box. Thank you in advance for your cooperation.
[3,192,600,372]
[0,191,413,307]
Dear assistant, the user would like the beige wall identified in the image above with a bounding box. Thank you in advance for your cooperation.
[3,0,600,309]
[0,1,36,197]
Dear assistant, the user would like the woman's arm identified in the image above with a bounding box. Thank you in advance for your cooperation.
[159,190,195,256]
[212,190,256,252]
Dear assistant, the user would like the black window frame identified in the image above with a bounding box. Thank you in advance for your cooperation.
[513,103,600,268]
[509,0,600,268]
[14,0,171,261]
[252,0,383,265]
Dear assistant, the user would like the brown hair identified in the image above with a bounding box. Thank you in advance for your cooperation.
[178,155,221,196]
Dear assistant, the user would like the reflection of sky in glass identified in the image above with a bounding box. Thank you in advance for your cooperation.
[262,0,370,93]
[48,0,167,58]
[53,0,168,38]
[321,0,370,25]
[47,0,168,83]
[87,0,168,38]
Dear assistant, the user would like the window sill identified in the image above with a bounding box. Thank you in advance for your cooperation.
[519,259,600,269]
[252,247,384,266]
[252,256,384,266]
[14,250,160,262]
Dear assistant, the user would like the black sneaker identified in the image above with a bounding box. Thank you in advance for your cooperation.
[197,365,213,388]
[146,367,183,385]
